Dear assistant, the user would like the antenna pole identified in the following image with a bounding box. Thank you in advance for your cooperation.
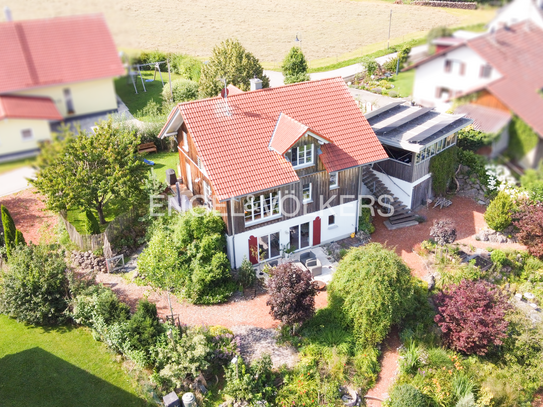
[167,59,173,101]
[387,10,392,50]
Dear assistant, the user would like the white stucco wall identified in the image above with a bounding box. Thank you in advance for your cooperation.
[413,46,502,112]
[226,200,358,268]
[15,77,118,118]
[0,118,51,160]
[488,0,543,31]
[491,125,510,158]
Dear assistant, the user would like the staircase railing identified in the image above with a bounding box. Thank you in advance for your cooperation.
[372,163,410,199]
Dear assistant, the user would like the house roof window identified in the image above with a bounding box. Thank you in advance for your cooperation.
[291,144,314,168]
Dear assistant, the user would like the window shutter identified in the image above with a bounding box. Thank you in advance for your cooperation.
[313,217,321,245]
[444,60,452,73]
[249,235,258,264]
[460,63,466,76]
[435,87,441,98]
[479,65,485,78]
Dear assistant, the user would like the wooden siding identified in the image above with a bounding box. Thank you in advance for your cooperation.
[473,90,510,113]
[374,157,430,183]
[412,177,432,209]
[229,166,361,235]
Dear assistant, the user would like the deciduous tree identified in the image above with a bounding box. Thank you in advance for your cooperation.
[199,39,269,98]
[31,120,149,224]
[266,263,316,328]
[433,279,511,355]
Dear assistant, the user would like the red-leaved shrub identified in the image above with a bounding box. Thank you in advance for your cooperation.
[433,279,511,355]
[266,263,316,327]
[513,202,543,258]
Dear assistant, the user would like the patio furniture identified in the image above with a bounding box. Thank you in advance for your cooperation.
[292,261,308,273]
[306,258,322,277]
[300,250,316,265]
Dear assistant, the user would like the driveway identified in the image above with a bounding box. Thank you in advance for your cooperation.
[0,167,36,197]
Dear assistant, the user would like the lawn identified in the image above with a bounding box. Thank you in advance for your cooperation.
[115,70,184,117]
[146,151,180,183]
[0,157,36,175]
[66,201,124,234]
[388,70,415,98]
[0,315,150,407]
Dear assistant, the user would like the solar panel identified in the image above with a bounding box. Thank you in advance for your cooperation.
[364,100,404,120]
[375,107,433,135]
[406,116,462,143]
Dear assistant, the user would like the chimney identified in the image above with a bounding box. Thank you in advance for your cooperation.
[250,78,263,91]
[4,6,12,21]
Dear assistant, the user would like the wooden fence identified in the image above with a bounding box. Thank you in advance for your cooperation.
[60,209,138,252]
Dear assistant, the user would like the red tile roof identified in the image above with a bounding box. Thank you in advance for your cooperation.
[269,113,309,154]
[168,78,388,200]
[0,14,124,94]
[467,22,543,137]
[0,95,62,120]
[454,104,511,134]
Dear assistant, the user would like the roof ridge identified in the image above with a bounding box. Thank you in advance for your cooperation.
[14,23,38,87]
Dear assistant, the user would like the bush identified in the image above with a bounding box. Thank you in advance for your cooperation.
[1,205,16,258]
[329,243,415,347]
[162,79,199,103]
[457,149,488,187]
[513,201,543,258]
[358,206,375,234]
[169,54,203,81]
[14,229,25,247]
[0,244,69,325]
[383,57,399,74]
[126,300,164,365]
[457,125,494,152]
[222,355,276,403]
[266,262,316,327]
[430,219,457,245]
[371,87,382,94]
[388,384,435,407]
[520,161,543,201]
[284,72,310,84]
[388,90,398,98]
[237,257,256,288]
[282,46,310,84]
[138,209,235,304]
[490,249,508,268]
[484,191,514,231]
[361,57,379,76]
[433,280,512,355]
[429,146,457,195]
[83,209,101,235]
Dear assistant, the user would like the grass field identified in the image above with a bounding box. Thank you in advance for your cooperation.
[9,0,496,67]
[388,70,415,97]
[146,151,180,183]
[115,71,184,116]
[0,315,149,407]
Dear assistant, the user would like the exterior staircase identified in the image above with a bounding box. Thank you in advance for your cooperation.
[362,167,418,230]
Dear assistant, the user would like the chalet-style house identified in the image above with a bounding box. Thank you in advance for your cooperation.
[159,78,472,267]
[159,78,389,267]
[407,22,543,168]
[0,13,124,163]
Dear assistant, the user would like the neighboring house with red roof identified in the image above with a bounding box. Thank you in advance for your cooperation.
[407,22,543,168]
[158,78,471,267]
[0,12,124,162]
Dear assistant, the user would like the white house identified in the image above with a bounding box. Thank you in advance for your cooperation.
[407,22,543,167]
[488,0,543,31]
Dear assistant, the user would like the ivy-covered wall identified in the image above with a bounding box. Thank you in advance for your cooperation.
[508,116,539,160]
[429,146,458,195]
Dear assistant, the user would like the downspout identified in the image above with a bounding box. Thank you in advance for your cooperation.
[230,199,237,268]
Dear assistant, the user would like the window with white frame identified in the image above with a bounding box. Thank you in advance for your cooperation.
[244,192,281,224]
[480,64,492,78]
[21,129,33,141]
[302,183,312,203]
[197,157,207,176]
[328,214,335,226]
[414,133,457,164]
[183,131,188,151]
[291,144,314,167]
[329,172,338,189]
[203,181,212,206]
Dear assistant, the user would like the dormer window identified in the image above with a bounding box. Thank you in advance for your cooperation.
[291,144,314,168]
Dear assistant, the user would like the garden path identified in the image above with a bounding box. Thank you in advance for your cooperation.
[95,271,328,329]
[0,188,57,244]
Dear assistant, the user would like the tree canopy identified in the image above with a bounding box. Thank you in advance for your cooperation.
[198,39,270,98]
[31,120,149,224]
[281,47,310,84]
[328,243,415,347]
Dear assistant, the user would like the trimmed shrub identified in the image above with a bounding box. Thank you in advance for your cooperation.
[433,279,512,355]
[266,262,316,327]
[0,244,69,325]
[1,205,16,258]
[490,249,508,268]
[14,229,25,247]
[83,209,101,235]
[484,191,514,231]
[329,243,415,347]
[162,79,199,103]
[237,257,256,288]
[126,300,164,364]
[388,384,435,407]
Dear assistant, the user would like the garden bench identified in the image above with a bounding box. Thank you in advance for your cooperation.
[137,142,157,154]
